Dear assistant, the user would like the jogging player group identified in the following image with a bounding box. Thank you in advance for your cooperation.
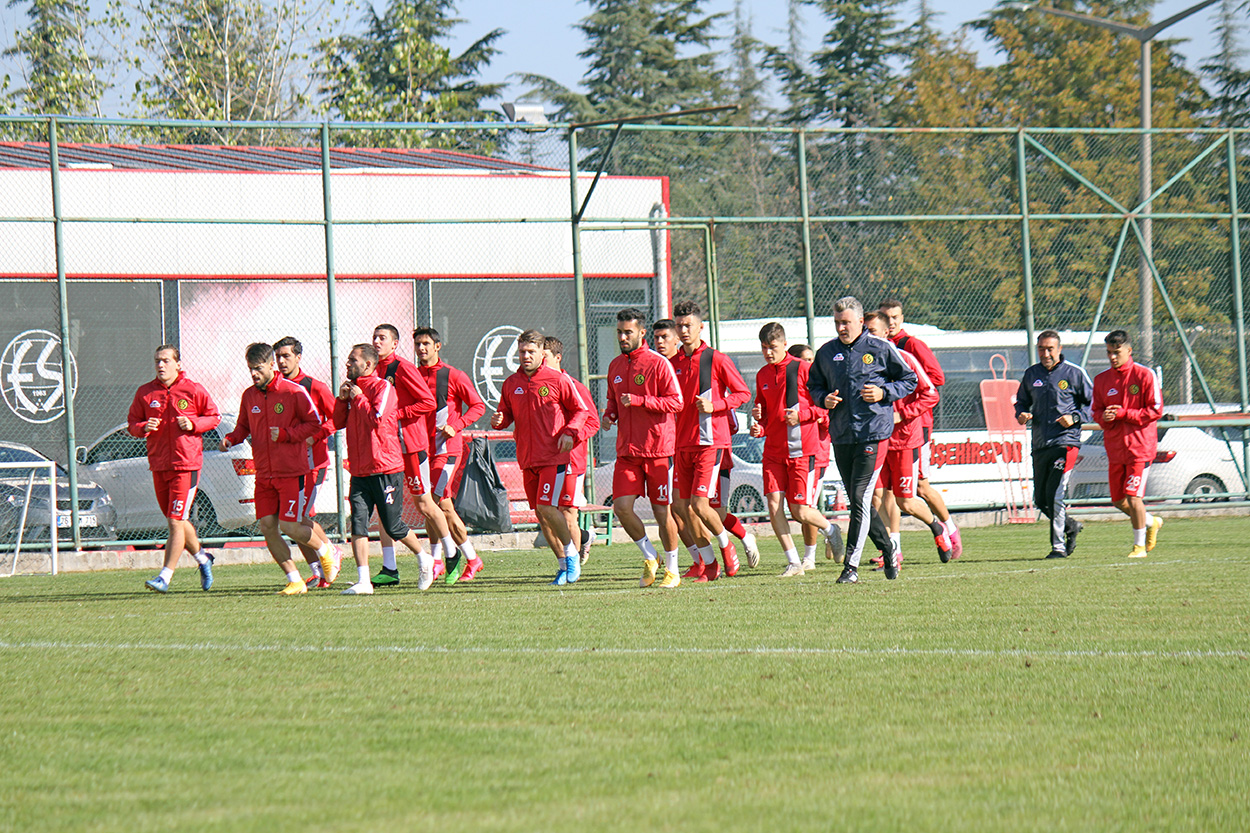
[129,297,1162,594]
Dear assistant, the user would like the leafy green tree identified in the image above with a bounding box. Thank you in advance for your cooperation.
[316,0,505,149]
[1200,0,1250,127]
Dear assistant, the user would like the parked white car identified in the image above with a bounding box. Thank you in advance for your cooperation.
[76,414,342,537]
[0,441,117,542]
[1069,404,1248,502]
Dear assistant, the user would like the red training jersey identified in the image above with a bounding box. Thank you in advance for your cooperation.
[416,360,487,459]
[374,352,435,454]
[604,344,683,458]
[670,342,750,448]
[1092,359,1163,464]
[288,370,337,471]
[333,373,402,476]
[891,349,939,450]
[890,328,944,431]
[495,364,595,470]
[562,370,600,476]
[127,372,221,472]
[225,376,322,479]
[753,354,820,461]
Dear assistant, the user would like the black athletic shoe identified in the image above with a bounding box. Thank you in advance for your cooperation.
[1046,549,1067,559]
[883,547,899,580]
[836,565,859,584]
[1065,522,1083,558]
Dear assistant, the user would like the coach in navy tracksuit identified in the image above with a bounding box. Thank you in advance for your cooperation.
[808,296,917,583]
[1014,329,1093,559]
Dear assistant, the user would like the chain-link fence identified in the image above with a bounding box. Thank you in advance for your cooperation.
[1,116,1247,558]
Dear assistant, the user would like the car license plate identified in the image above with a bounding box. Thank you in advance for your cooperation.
[57,514,97,528]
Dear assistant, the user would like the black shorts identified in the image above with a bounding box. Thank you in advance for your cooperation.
[349,472,408,539]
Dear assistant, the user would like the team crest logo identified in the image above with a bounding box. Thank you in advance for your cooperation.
[1129,384,1140,394]
[862,354,874,364]
[538,385,550,397]
[274,403,284,414]
[177,398,189,409]
[1,329,79,424]
[472,325,523,410]
[1058,380,1069,390]
[634,373,645,386]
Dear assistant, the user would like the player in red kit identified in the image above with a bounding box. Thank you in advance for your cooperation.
[788,343,838,568]
[491,329,595,585]
[752,323,844,577]
[131,345,221,593]
[603,308,684,588]
[220,342,332,595]
[273,336,342,588]
[370,324,456,588]
[670,301,751,582]
[413,327,488,582]
[542,337,600,570]
[1092,329,1165,558]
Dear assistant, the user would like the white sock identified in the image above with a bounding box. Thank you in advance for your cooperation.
[890,532,902,556]
[1134,527,1146,547]
[441,537,456,561]
[664,550,679,573]
[686,544,700,563]
[823,524,839,540]
[943,519,957,536]
[784,548,800,565]
[285,570,300,583]
[714,530,730,548]
[698,544,716,565]
[431,540,443,562]
[461,540,478,561]
[357,565,370,584]
[804,544,817,562]
[309,561,324,578]
[563,540,578,561]
[159,567,173,582]
[1144,513,1155,528]
[315,541,331,559]
[191,551,209,565]
[381,545,397,571]
[635,537,659,560]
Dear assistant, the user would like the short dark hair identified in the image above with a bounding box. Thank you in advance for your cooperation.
[879,298,904,314]
[758,321,786,344]
[413,326,442,345]
[617,307,648,325]
[864,311,886,328]
[351,343,379,363]
[787,344,812,359]
[373,324,400,341]
[273,336,302,355]
[651,318,676,334]
[672,300,702,319]
[543,336,563,357]
[1105,330,1131,349]
[1037,329,1061,345]
[155,344,180,361]
[245,342,274,365]
[517,329,545,348]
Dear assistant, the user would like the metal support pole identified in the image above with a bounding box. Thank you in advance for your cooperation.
[1228,130,1248,493]
[1139,40,1154,364]
[798,130,816,346]
[1017,129,1036,351]
[707,223,721,350]
[48,117,78,558]
[568,129,595,497]
[320,123,347,541]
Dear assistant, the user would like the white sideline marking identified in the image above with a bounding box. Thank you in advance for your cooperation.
[0,640,1243,660]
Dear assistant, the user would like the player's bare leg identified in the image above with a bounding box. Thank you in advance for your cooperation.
[767,492,803,576]
[537,503,581,585]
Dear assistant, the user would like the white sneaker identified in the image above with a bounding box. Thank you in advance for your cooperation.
[417,551,435,590]
[801,556,816,571]
[743,532,761,569]
[341,581,374,595]
[778,563,805,578]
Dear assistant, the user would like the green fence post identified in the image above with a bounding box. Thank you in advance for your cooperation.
[708,222,720,350]
[1227,130,1248,494]
[567,129,595,499]
[798,129,816,346]
[49,117,79,560]
[1017,128,1036,351]
[320,123,347,541]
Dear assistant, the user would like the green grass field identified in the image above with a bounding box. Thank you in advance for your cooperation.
[2,516,1247,832]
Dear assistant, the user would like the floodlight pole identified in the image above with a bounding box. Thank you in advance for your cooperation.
[1021,0,1220,365]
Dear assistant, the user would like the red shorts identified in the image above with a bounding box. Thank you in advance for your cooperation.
[613,455,673,505]
[879,445,922,499]
[675,446,724,501]
[301,467,326,520]
[401,452,427,497]
[708,449,733,509]
[419,452,461,501]
[524,465,583,508]
[762,455,819,505]
[255,475,310,522]
[152,470,199,521]
[1109,460,1150,503]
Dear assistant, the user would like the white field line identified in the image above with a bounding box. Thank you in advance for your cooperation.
[0,639,1244,660]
